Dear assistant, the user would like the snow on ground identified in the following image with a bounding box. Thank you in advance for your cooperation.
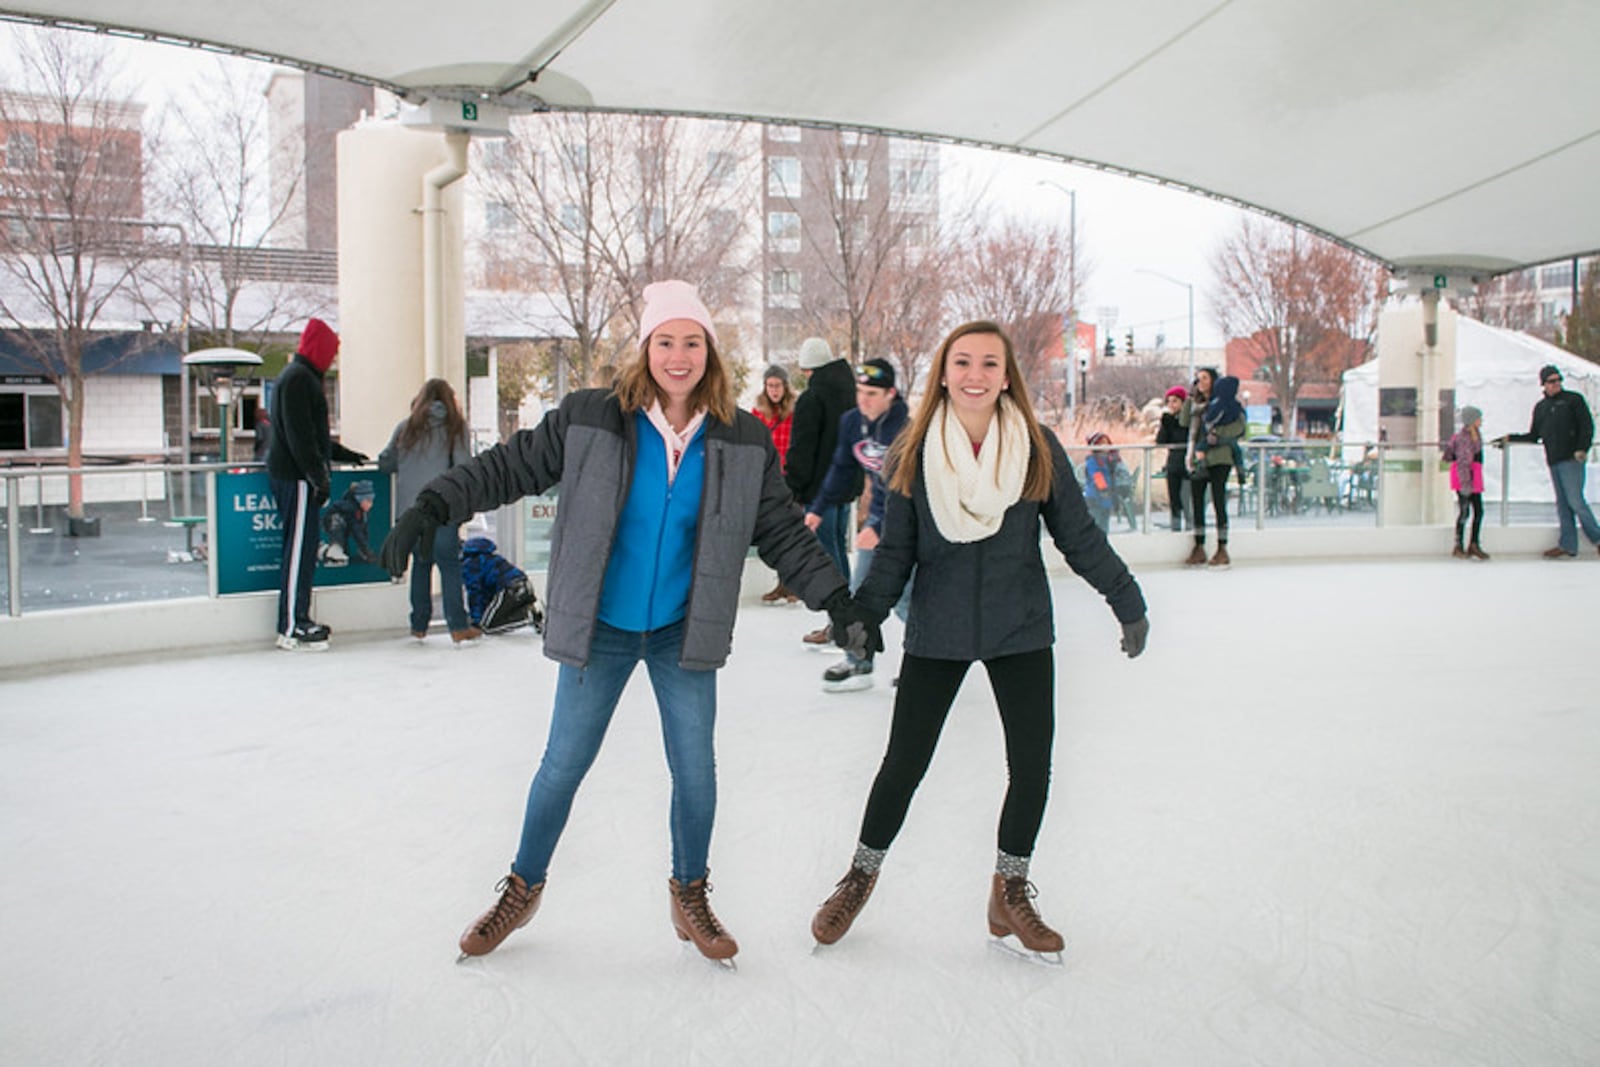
[2,558,1598,1066]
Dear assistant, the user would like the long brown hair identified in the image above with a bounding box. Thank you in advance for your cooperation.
[887,321,1055,501]
[613,326,736,424]
[397,378,468,455]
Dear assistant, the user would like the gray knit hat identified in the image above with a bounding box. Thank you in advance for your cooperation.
[1459,405,1483,426]
[797,337,835,370]
[763,364,789,385]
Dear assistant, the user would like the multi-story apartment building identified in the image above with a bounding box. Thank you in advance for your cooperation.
[760,124,940,362]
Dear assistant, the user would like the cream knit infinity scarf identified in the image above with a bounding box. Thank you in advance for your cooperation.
[923,396,1031,543]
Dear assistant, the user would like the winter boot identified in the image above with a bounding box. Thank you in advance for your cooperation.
[669,875,738,961]
[802,625,834,648]
[451,626,484,645]
[1452,544,1469,559]
[458,872,544,958]
[1468,542,1491,561]
[1184,543,1208,567]
[1208,544,1231,569]
[811,866,879,945]
[760,582,791,604]
[987,874,1064,954]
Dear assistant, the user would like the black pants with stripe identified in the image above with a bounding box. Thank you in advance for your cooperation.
[859,646,1055,858]
[271,477,322,636]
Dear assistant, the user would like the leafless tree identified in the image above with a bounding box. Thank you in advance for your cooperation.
[1460,268,1547,339]
[147,59,327,348]
[947,211,1087,423]
[1210,216,1388,433]
[473,112,757,399]
[0,30,150,518]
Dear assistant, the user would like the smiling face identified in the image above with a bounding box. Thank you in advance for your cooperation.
[646,319,708,411]
[1165,394,1183,415]
[942,331,1009,420]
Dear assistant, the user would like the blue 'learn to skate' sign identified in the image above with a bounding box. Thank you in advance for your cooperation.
[216,470,393,595]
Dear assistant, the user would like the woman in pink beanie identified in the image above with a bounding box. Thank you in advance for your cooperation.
[382,279,876,966]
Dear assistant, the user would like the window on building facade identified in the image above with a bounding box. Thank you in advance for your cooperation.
[706,150,736,187]
[836,159,869,200]
[767,156,801,198]
[768,210,801,253]
[1541,263,1574,290]
[560,202,587,233]
[486,200,516,232]
[769,267,802,296]
[0,389,64,451]
[768,322,803,353]
[767,124,802,142]
[838,130,867,148]
[53,135,84,172]
[6,132,38,170]
[890,160,935,198]
[640,204,666,241]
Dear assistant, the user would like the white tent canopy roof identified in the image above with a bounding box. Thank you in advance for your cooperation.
[4,1,1599,276]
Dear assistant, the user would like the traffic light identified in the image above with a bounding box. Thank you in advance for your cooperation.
[1124,330,1135,356]
[1104,337,1115,359]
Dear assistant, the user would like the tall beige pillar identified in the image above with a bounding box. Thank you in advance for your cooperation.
[1375,301,1459,525]
[334,122,466,454]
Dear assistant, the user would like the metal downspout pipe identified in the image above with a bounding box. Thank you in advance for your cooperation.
[421,132,469,382]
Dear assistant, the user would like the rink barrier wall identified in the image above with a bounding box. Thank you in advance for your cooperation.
[0,523,1564,677]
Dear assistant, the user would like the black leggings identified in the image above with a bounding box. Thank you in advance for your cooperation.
[1191,464,1232,541]
[859,647,1055,857]
[1455,492,1484,547]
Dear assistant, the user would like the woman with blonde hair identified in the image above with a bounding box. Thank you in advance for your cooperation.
[381,281,874,965]
[810,320,1149,958]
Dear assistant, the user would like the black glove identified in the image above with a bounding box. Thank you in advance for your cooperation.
[379,489,448,578]
[345,451,370,465]
[822,587,884,661]
[310,472,331,503]
[1120,616,1149,659]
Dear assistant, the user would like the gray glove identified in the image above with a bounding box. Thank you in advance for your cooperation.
[1120,616,1149,659]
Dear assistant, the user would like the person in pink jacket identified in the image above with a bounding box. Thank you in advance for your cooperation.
[1446,405,1489,560]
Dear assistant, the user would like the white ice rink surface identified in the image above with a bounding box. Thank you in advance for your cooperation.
[2,558,1598,1066]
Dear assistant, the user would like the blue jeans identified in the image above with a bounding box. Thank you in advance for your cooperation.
[845,545,911,668]
[1549,459,1600,553]
[512,620,718,885]
[410,525,468,634]
[812,504,850,585]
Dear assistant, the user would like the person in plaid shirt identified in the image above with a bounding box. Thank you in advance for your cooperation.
[753,364,798,602]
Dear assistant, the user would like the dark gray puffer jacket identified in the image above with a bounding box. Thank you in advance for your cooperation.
[423,388,846,670]
[855,426,1146,661]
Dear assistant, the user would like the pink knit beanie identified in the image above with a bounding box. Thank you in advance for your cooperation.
[638,280,718,346]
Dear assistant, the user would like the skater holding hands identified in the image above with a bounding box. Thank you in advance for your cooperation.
[809,320,1148,958]
[381,281,874,964]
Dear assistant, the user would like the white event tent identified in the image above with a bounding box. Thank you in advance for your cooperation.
[1339,318,1600,502]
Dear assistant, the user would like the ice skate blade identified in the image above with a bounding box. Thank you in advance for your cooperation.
[988,936,1065,967]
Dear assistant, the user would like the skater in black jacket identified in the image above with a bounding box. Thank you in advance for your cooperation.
[810,320,1149,958]
[265,318,367,650]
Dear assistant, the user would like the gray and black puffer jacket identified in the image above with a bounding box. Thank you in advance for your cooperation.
[855,426,1146,662]
[422,388,847,670]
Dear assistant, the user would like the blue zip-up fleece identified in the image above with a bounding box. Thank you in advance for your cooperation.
[421,389,848,670]
[809,396,910,535]
[597,412,705,632]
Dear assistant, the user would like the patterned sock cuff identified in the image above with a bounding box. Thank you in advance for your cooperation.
[996,850,1030,880]
[852,843,888,875]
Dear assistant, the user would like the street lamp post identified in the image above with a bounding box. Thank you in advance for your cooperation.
[1136,267,1194,381]
[1037,180,1077,409]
